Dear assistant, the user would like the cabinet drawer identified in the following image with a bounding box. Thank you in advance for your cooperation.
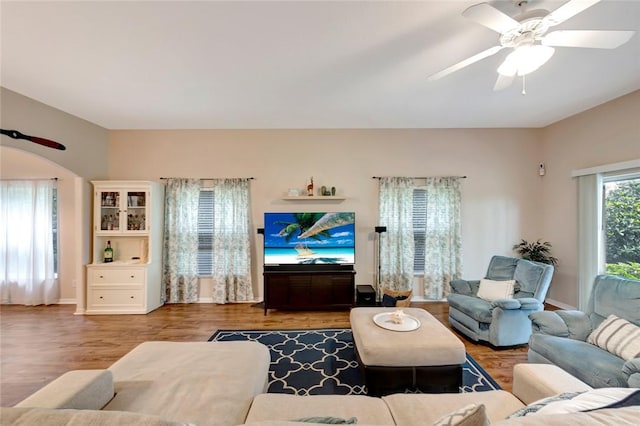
[88,287,145,308]
[89,267,145,284]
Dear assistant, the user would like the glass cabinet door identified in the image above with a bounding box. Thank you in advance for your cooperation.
[125,191,147,231]
[99,191,121,231]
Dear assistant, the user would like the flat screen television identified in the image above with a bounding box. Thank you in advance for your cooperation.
[263,212,355,266]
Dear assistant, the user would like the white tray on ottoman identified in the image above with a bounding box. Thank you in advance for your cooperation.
[350,307,466,396]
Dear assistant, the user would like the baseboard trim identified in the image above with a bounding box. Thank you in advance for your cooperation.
[57,298,77,305]
[545,298,576,310]
[411,296,446,302]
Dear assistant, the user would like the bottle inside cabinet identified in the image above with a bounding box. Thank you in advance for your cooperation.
[100,191,120,231]
[126,191,147,230]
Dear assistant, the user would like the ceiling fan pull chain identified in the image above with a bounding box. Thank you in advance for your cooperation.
[521,75,527,96]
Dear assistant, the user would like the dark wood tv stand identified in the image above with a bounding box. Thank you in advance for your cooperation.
[263,269,355,315]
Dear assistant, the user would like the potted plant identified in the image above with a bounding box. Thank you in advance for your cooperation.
[513,239,558,266]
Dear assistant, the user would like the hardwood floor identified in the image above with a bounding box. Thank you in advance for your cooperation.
[0,302,528,407]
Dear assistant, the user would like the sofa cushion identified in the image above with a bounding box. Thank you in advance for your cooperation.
[509,388,640,417]
[493,407,640,425]
[450,279,476,296]
[528,334,628,387]
[622,358,640,387]
[447,294,493,323]
[433,403,488,426]
[554,310,593,340]
[293,417,357,424]
[15,369,114,410]
[105,341,270,426]
[486,256,518,281]
[0,407,185,425]
[244,423,385,426]
[382,390,524,425]
[477,279,515,301]
[511,364,593,405]
[588,314,640,361]
[589,275,640,327]
[513,260,543,295]
[245,394,395,425]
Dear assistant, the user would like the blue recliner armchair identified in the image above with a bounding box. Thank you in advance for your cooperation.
[447,255,554,347]
[528,274,640,388]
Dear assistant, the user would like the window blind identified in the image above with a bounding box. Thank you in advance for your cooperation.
[413,188,427,273]
[197,189,214,275]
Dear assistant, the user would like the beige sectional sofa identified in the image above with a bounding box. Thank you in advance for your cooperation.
[7,341,272,426]
[2,342,639,425]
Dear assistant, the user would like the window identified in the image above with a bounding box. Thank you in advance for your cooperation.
[413,188,427,273]
[576,162,640,309]
[3,180,58,272]
[197,189,214,276]
[0,180,58,304]
[603,175,640,279]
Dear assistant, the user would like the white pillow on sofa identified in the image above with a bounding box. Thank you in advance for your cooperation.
[587,314,640,361]
[477,279,515,301]
[509,388,640,417]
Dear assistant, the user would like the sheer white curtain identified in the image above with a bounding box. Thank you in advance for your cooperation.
[162,178,200,303]
[577,173,603,311]
[0,180,58,305]
[378,177,415,293]
[211,178,254,303]
[422,177,462,299]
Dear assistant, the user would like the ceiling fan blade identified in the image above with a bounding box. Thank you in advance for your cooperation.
[543,30,635,49]
[29,136,67,151]
[544,0,601,26]
[493,73,515,91]
[427,45,504,81]
[462,3,520,34]
[0,128,67,151]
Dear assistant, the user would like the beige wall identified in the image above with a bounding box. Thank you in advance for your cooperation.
[1,87,109,179]
[3,87,638,308]
[109,128,544,300]
[540,90,640,307]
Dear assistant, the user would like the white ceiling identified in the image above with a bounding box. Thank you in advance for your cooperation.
[1,0,639,130]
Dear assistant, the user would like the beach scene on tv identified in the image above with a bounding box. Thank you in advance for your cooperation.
[264,212,355,265]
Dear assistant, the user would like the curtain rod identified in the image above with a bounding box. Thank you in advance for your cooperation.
[372,175,467,179]
[160,177,254,180]
[0,177,58,181]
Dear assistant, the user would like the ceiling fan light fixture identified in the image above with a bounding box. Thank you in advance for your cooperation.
[498,44,555,77]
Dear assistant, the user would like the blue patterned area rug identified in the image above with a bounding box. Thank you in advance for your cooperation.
[208,328,500,396]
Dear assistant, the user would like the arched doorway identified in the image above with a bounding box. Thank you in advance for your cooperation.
[1,146,90,313]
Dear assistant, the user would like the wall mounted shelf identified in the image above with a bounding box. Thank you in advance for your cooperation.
[281,196,346,201]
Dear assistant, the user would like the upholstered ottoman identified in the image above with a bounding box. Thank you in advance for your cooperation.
[350,307,466,396]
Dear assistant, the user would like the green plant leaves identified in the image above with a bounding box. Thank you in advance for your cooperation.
[512,239,558,265]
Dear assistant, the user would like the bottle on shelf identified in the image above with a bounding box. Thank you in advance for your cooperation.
[307,177,314,196]
[104,240,114,263]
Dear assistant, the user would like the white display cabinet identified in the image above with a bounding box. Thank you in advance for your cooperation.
[86,181,164,314]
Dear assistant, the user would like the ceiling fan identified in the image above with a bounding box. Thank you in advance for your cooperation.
[0,129,67,151]
[427,0,636,91]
